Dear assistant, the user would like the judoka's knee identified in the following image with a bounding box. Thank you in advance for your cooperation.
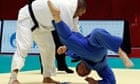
[93,28,105,36]
[17,43,32,57]
[92,28,110,40]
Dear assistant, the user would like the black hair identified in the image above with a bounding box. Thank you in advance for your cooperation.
[76,61,91,77]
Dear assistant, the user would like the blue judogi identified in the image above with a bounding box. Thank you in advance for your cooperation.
[52,21,122,84]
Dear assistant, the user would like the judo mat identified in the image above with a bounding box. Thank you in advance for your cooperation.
[0,55,140,84]
[0,68,140,84]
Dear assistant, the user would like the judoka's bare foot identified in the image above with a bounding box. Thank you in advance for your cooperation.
[48,0,61,22]
[8,69,20,84]
[118,48,134,67]
[8,79,20,84]
[43,77,60,84]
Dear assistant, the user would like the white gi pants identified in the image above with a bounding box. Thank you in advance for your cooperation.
[11,5,56,77]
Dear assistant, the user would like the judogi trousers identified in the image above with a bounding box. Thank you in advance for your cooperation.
[11,5,56,77]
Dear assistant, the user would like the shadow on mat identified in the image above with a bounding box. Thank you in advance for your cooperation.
[22,82,87,84]
[28,71,66,75]
[22,82,42,84]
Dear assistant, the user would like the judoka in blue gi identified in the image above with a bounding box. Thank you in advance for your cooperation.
[48,1,134,84]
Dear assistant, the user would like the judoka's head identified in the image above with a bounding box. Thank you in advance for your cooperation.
[76,61,91,77]
[73,0,87,18]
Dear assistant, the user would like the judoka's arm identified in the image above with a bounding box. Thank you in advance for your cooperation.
[53,20,86,46]
[52,20,88,56]
[52,20,72,39]
[48,0,88,55]
[97,65,116,84]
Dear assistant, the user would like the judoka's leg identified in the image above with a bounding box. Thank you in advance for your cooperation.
[88,28,122,52]
[9,17,33,84]
[33,29,60,83]
[118,48,134,67]
[88,28,133,67]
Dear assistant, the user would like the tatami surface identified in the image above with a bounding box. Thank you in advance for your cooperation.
[0,68,140,84]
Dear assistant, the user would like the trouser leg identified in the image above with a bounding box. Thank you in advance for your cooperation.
[56,53,67,70]
[52,30,68,70]
[11,20,33,71]
[88,28,122,53]
[121,21,131,54]
[39,55,43,74]
[33,29,56,77]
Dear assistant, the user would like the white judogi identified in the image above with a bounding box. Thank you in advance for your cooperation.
[11,0,79,77]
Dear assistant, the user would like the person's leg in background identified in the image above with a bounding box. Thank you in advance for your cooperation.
[52,30,73,73]
[39,55,43,74]
[55,46,74,73]
[120,20,131,54]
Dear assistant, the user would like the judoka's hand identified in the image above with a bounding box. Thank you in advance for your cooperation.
[57,46,67,55]
[85,77,98,84]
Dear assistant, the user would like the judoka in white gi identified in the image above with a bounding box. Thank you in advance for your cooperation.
[8,0,87,84]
